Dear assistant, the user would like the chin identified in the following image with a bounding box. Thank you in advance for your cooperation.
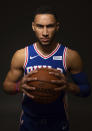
[42,42,50,46]
[40,41,53,46]
[38,41,49,46]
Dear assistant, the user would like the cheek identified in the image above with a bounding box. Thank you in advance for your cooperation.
[49,29,56,36]
[35,30,42,37]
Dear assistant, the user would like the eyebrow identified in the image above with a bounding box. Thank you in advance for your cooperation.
[36,23,56,27]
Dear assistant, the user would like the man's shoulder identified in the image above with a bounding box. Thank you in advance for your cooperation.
[67,48,81,60]
[66,48,83,72]
[14,48,25,58]
[11,48,25,68]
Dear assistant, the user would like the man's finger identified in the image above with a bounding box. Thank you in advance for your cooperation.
[51,79,66,85]
[22,84,36,90]
[49,71,65,78]
[22,89,35,99]
[54,85,66,91]
[27,70,38,77]
[26,77,37,82]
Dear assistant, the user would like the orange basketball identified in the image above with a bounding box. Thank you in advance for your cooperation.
[27,68,61,104]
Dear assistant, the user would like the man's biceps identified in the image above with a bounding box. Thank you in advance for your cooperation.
[70,68,83,74]
[71,59,83,73]
[7,68,22,80]
[10,67,20,74]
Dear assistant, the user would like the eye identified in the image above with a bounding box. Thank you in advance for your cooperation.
[47,24,55,28]
[36,24,43,28]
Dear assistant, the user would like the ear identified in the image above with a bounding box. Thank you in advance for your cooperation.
[32,22,35,31]
[56,22,60,31]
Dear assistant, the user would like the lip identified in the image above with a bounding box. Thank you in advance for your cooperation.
[41,38,49,42]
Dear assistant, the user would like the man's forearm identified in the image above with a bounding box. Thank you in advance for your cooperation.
[66,82,91,97]
[70,72,91,97]
[3,81,20,95]
[66,82,80,95]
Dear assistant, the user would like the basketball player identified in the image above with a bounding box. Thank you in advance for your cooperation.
[3,6,91,131]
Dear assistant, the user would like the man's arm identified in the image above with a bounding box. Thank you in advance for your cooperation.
[3,48,37,98]
[3,49,25,94]
[50,48,91,96]
[65,48,83,94]
[66,48,91,96]
[66,49,83,74]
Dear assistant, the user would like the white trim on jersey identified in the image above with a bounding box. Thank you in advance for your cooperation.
[63,47,68,71]
[34,43,61,59]
[23,46,28,69]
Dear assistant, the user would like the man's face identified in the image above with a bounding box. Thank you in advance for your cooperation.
[32,14,59,46]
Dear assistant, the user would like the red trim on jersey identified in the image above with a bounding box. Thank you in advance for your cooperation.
[63,47,67,71]
[23,47,28,69]
[33,43,60,59]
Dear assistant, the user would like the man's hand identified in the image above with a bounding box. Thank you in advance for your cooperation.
[49,68,81,94]
[49,68,68,92]
[19,70,38,99]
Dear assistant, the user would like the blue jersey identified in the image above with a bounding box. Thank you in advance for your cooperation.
[21,43,68,120]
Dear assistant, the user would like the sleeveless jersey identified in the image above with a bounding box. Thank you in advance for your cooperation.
[22,43,68,121]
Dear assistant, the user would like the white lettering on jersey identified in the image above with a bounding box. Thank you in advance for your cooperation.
[53,56,62,60]
[57,68,63,73]
[26,65,63,73]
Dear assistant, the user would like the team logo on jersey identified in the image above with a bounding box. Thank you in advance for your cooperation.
[26,65,63,73]
[30,55,38,59]
[53,56,62,60]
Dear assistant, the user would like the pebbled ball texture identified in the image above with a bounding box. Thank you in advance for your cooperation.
[27,68,61,104]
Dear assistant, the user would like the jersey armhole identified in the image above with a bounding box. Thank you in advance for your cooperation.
[23,46,28,70]
[63,47,68,72]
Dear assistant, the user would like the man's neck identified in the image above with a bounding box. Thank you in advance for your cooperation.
[36,41,59,56]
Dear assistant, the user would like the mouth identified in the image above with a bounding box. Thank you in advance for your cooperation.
[41,38,50,42]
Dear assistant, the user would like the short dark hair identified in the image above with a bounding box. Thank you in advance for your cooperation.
[32,5,58,21]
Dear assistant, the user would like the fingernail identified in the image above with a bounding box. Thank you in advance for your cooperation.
[32,87,36,90]
[49,72,53,74]
[31,96,34,99]
[51,80,55,82]
[34,70,38,73]
[34,77,37,80]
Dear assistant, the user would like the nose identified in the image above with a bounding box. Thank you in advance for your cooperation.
[42,27,48,37]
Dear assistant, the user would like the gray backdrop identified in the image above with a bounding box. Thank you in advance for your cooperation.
[0,0,92,131]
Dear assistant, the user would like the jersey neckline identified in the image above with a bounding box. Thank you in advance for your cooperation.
[33,43,61,59]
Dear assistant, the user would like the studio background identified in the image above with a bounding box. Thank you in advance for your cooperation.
[0,1,92,131]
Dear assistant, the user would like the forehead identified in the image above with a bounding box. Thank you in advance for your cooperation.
[34,14,56,24]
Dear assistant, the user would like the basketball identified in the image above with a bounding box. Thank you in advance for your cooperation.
[27,68,61,104]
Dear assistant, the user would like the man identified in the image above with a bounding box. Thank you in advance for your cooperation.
[3,6,91,131]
